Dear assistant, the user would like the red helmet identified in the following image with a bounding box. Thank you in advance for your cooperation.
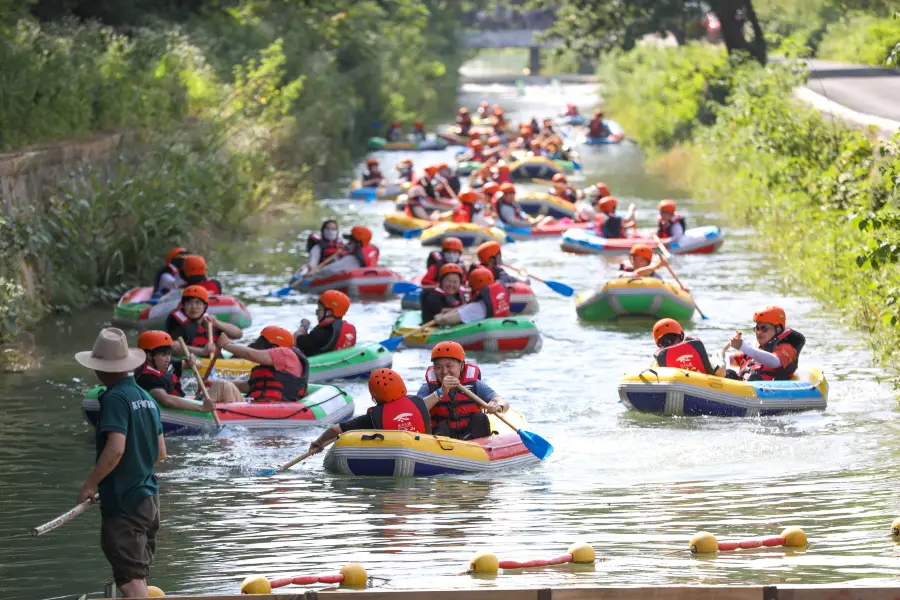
[653,318,683,344]
[438,263,464,281]
[369,368,407,404]
[442,237,464,252]
[366,158,379,166]
[630,244,653,262]
[259,325,294,348]
[414,120,424,127]
[431,341,465,363]
[319,290,351,318]
[552,173,567,184]
[753,305,786,328]
[471,139,484,150]
[468,266,495,293]
[487,136,500,147]
[594,182,611,197]
[181,285,209,304]
[598,196,617,213]
[138,330,174,352]
[391,121,400,127]
[658,199,677,214]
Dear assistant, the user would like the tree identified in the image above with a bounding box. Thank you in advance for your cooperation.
[532,0,768,64]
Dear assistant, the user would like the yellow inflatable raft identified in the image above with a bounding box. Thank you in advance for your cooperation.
[419,222,508,247]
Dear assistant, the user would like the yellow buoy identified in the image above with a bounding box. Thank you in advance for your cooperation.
[240,575,272,595]
[468,551,499,574]
[567,541,596,564]
[340,563,368,587]
[689,531,719,554]
[781,527,808,548]
[891,517,900,537]
[147,585,165,597]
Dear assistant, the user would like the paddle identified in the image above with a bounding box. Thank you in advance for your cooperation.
[454,385,553,460]
[392,281,421,295]
[177,337,224,428]
[504,265,574,297]
[402,228,424,239]
[255,438,336,477]
[652,234,709,321]
[31,494,99,536]
[203,320,220,379]
[271,252,341,297]
[378,319,437,352]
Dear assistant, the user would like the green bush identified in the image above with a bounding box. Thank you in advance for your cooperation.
[817,12,900,66]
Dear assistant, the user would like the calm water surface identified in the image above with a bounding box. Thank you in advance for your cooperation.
[1,81,899,599]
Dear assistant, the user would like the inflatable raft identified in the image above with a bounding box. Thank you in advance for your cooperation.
[394,193,456,212]
[618,367,828,417]
[323,410,541,476]
[562,114,586,126]
[366,137,448,151]
[296,268,404,299]
[383,212,432,237]
[500,218,594,241]
[389,312,541,352]
[419,222,508,248]
[580,120,625,145]
[200,342,393,382]
[348,180,409,200]
[517,192,578,220]
[576,277,695,321]
[560,226,724,255]
[111,287,252,331]
[400,279,539,315]
[508,156,566,181]
[82,384,354,434]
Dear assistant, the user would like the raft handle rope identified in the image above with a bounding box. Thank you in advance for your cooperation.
[360,433,385,442]
[638,368,660,384]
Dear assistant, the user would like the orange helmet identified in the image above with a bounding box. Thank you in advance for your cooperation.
[476,240,502,264]
[753,305,786,328]
[653,318,683,344]
[520,125,533,136]
[459,107,469,114]
[468,266,495,293]
[630,244,653,262]
[181,285,209,304]
[658,200,677,214]
[182,255,207,278]
[424,165,438,178]
[259,325,294,348]
[369,368,407,404]
[599,196,617,213]
[594,182,611,197]
[165,247,187,265]
[438,263,464,282]
[482,182,500,197]
[431,341,465,363]
[442,237,464,252]
[319,290,351,317]
[552,173,567,184]
[415,120,424,127]
[138,330,174,351]
[471,139,483,150]
[499,182,515,194]
[399,158,413,167]
[391,121,400,127]
[459,190,479,204]
[366,158,379,166]
[487,136,500,147]
[468,130,480,139]
[497,164,511,175]
[346,225,372,245]
[437,162,450,171]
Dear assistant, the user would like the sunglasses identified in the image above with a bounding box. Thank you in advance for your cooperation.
[754,324,775,332]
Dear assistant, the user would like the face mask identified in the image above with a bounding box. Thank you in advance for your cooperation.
[324,229,338,241]
[444,251,460,263]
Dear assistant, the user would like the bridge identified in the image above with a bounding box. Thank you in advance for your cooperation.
[459,29,562,74]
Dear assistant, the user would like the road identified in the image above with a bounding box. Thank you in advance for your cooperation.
[802,59,900,123]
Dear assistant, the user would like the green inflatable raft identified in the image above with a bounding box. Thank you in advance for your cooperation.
[576,277,696,322]
[389,312,541,353]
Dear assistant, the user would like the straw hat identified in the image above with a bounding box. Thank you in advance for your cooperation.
[75,328,145,372]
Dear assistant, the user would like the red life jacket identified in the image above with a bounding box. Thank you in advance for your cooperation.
[247,348,310,402]
[136,362,183,397]
[319,318,357,352]
[453,203,475,223]
[196,279,222,295]
[307,233,343,261]
[170,310,217,346]
[657,214,687,238]
[654,338,714,375]
[471,151,485,162]
[426,363,483,432]
[739,329,806,381]
[566,106,578,116]
[351,244,379,267]
[370,395,432,433]
[478,282,511,318]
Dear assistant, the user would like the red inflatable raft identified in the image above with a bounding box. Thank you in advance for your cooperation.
[296,268,404,299]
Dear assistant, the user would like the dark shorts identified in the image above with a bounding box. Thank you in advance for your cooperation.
[101,494,160,586]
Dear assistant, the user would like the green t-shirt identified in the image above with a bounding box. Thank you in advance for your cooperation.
[96,376,162,517]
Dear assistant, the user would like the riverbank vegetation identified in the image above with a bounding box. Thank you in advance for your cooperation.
[0,1,476,345]
[600,43,900,374]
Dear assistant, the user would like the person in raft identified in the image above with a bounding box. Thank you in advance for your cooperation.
[456,107,473,136]
[434,162,461,199]
[213,325,309,402]
[302,219,342,273]
[493,182,545,229]
[314,225,379,277]
[164,285,242,357]
[307,369,438,453]
[135,330,213,412]
[151,247,187,301]
[180,254,222,295]
[361,158,384,187]
[404,185,435,221]
[417,341,509,440]
[422,237,466,287]
[384,121,402,142]
[657,199,686,244]
[421,264,466,323]
[292,290,357,357]
[411,120,427,142]
[618,244,666,279]
[395,158,415,183]
[587,109,612,139]
[472,240,524,285]
[594,195,636,239]
[549,173,579,204]
[650,318,718,376]
[726,305,805,381]
[434,266,510,326]
[75,327,164,599]
[451,190,492,227]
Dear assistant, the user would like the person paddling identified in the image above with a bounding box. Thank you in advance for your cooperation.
[595,196,635,239]
[164,285,242,357]
[416,341,509,440]
[361,158,384,187]
[151,247,187,301]
[293,290,357,357]
[315,226,379,277]
[303,220,342,273]
[726,306,805,381]
[135,331,211,412]
[434,266,510,326]
[421,264,466,323]
[214,326,309,402]
[650,319,716,375]
[75,328,164,599]
[422,237,466,287]
[618,244,666,279]
[587,109,612,139]
[307,369,437,455]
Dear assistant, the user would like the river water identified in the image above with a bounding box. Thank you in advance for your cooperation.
[1,80,899,600]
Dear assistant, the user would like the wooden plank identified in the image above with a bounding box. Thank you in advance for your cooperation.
[553,586,764,600]
[779,588,900,600]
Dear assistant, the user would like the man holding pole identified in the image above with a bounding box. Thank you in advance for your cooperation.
[75,327,165,599]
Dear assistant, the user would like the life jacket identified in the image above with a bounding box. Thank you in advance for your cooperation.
[136,362,183,397]
[453,202,481,224]
[351,244,379,267]
[496,199,528,225]
[170,310,217,346]
[247,348,310,402]
[739,329,806,381]
[426,363,483,432]
[598,212,624,239]
[397,169,414,183]
[385,126,401,141]
[470,151,485,162]
[657,214,688,238]
[492,171,512,184]
[654,338,714,375]
[415,178,437,200]
[363,169,383,184]
[618,261,661,279]
[478,282,511,318]
[404,194,428,219]
[588,119,610,138]
[195,279,222,295]
[421,287,464,322]
[369,395,432,433]
[554,187,578,203]
[306,233,343,261]
[318,318,356,352]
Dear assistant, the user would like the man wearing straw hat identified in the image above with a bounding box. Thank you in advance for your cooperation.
[76,328,166,599]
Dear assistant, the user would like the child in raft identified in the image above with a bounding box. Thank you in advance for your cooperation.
[152,247,187,301]
[135,330,215,411]
[618,244,666,279]
[164,285,242,357]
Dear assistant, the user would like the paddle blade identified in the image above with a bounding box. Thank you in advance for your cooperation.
[392,281,420,294]
[503,233,516,244]
[517,428,554,460]
[255,467,279,477]
[271,286,293,297]
[402,228,423,239]
[544,279,575,297]
[572,160,582,172]
[364,190,378,203]
[379,336,404,351]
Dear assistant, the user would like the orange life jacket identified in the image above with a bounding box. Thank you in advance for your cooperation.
[739,329,805,381]
[247,348,310,402]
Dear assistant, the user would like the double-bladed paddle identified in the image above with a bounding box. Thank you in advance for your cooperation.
[455,385,553,460]
[504,265,574,297]
[378,319,437,352]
